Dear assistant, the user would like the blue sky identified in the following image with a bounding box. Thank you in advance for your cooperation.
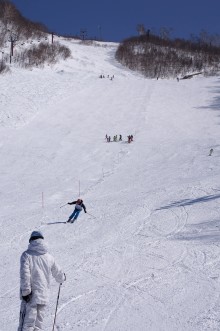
[11,0,220,42]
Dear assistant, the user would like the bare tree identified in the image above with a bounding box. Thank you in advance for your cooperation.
[159,27,173,40]
[137,24,145,36]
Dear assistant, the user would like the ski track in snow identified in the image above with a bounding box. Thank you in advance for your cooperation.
[1,38,220,330]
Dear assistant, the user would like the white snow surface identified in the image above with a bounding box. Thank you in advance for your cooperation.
[1,38,220,331]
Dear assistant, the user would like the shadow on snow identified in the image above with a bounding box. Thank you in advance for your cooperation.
[46,221,66,225]
[196,77,220,124]
[172,219,220,242]
[156,193,220,210]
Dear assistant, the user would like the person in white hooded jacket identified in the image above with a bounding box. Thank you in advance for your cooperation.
[18,230,66,331]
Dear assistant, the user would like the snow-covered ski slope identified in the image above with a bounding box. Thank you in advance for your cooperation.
[1,37,220,331]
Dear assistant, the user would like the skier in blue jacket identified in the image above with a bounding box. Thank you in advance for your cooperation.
[66,198,87,223]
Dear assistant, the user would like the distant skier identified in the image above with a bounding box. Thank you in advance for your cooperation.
[209,148,214,156]
[127,135,131,143]
[66,198,87,223]
[130,135,133,142]
[119,134,122,141]
[18,231,65,331]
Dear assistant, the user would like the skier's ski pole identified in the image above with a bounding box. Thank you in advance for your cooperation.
[60,203,68,209]
[86,212,96,219]
[52,283,62,331]
[20,301,27,331]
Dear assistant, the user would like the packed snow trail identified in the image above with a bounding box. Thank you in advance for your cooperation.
[0,39,220,330]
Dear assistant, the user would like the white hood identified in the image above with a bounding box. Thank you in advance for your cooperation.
[27,239,48,255]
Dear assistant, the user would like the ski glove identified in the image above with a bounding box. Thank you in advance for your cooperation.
[22,293,32,303]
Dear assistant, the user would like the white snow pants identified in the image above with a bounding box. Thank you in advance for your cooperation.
[18,300,47,331]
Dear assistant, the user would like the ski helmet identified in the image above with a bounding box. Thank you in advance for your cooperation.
[29,230,44,242]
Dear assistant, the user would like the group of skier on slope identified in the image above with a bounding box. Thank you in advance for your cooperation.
[105,134,122,142]
[105,134,134,143]
[99,74,115,80]
[18,198,86,330]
